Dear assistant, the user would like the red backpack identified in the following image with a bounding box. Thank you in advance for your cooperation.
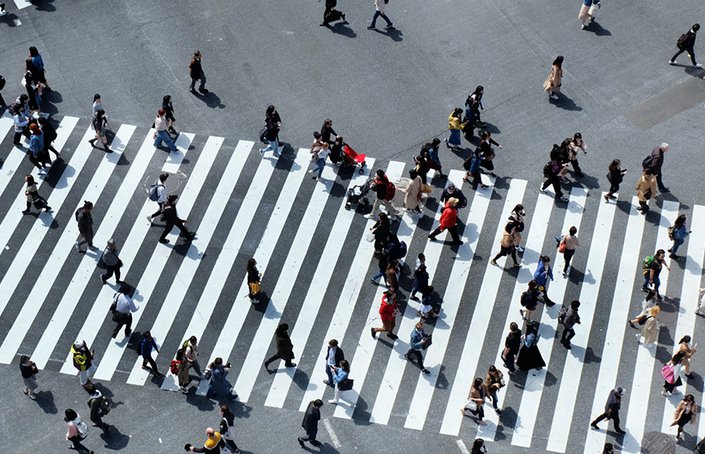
[384,181,396,200]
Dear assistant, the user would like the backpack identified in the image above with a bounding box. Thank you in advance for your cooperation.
[148,183,163,202]
[642,155,653,170]
[642,255,655,270]
[259,126,268,144]
[182,339,191,351]
[520,291,531,307]
[75,420,88,438]
[384,181,396,200]
[397,241,407,259]
[677,33,689,50]
[170,359,181,375]
[542,161,553,178]
[203,368,212,380]
[667,226,675,241]
[88,395,111,415]
[75,208,82,222]
[558,306,568,324]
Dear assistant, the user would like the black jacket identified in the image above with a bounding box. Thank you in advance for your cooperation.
[302,402,321,434]
[326,346,345,366]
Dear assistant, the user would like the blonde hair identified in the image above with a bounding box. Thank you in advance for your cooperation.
[447,197,459,207]
[649,305,661,316]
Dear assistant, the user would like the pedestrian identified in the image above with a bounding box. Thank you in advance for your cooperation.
[417,285,440,319]
[28,126,49,176]
[320,118,337,145]
[175,347,193,393]
[484,365,505,415]
[540,154,570,202]
[428,197,463,246]
[161,95,178,136]
[367,0,393,30]
[533,255,556,306]
[188,50,208,94]
[370,212,390,254]
[560,300,581,349]
[603,443,614,454]
[187,427,225,453]
[461,377,487,425]
[476,130,501,177]
[159,194,196,244]
[671,394,698,440]
[22,174,51,215]
[410,261,429,301]
[75,201,95,253]
[111,284,138,339]
[264,323,297,370]
[219,404,241,453]
[557,226,580,276]
[24,70,42,113]
[88,109,111,152]
[508,204,526,252]
[92,94,103,118]
[259,105,282,158]
[668,214,691,258]
[490,222,521,268]
[641,249,669,299]
[371,289,399,340]
[677,335,697,378]
[471,438,488,454]
[98,239,122,285]
[153,109,178,152]
[381,260,399,292]
[11,102,30,146]
[516,321,545,371]
[662,351,687,396]
[38,116,60,158]
[246,258,261,303]
[578,0,599,30]
[696,437,705,454]
[182,336,203,379]
[365,169,400,219]
[404,169,423,213]
[19,355,39,400]
[308,131,330,181]
[543,56,564,99]
[404,322,432,374]
[467,85,486,127]
[0,73,5,107]
[421,138,444,177]
[206,357,238,400]
[64,408,93,453]
[629,289,658,328]
[501,322,522,373]
[646,142,671,193]
[320,0,346,26]
[328,359,351,404]
[85,384,111,430]
[70,340,96,389]
[566,132,586,177]
[440,183,467,210]
[604,159,627,202]
[139,331,163,377]
[635,168,658,215]
[28,46,49,88]
[590,387,627,434]
[519,280,540,321]
[445,108,464,150]
[323,339,345,387]
[298,399,323,447]
[147,173,169,224]
[670,24,702,67]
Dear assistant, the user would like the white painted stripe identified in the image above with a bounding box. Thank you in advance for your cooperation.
[332,166,434,420]
[234,164,348,403]
[125,140,252,385]
[58,133,194,375]
[583,198,646,453]
[509,187,587,447]
[456,439,471,454]
[369,170,467,425]
[298,161,400,411]
[0,112,15,144]
[0,124,134,364]
[94,135,221,381]
[439,180,527,436]
[623,202,679,452]
[323,419,342,449]
[404,176,495,430]
[545,193,617,453]
[264,161,374,408]
[13,0,31,10]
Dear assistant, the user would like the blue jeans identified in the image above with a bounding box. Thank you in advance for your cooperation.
[371,10,392,27]
[643,273,661,294]
[671,238,684,255]
[448,129,461,147]
[154,130,177,151]
[325,364,334,385]
[312,157,326,178]
[261,138,280,156]
[371,270,386,283]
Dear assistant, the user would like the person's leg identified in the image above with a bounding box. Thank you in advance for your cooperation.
[670,238,683,255]
[381,12,393,26]
[551,177,563,199]
[150,203,164,220]
[492,249,507,263]
[687,47,698,65]
[510,248,519,266]
[124,314,133,335]
[112,319,124,338]
[174,220,192,238]
[264,353,281,367]
[381,199,398,217]
[370,10,381,27]
[159,220,175,242]
[591,412,608,426]
[612,413,624,432]
[101,266,113,283]
[566,328,576,343]
[189,78,197,91]
[653,275,661,298]
[199,74,207,91]
[325,364,334,384]
[563,249,575,272]
[428,226,443,240]
[571,158,582,176]
[316,158,325,178]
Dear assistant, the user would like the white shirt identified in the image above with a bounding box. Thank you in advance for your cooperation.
[327,347,337,366]
[155,179,167,204]
[374,0,386,13]
[155,115,168,132]
[114,292,138,314]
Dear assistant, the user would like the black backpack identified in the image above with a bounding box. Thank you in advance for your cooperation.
[542,161,553,178]
[642,155,653,170]
[677,33,689,50]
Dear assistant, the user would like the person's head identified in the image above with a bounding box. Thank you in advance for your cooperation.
[328,339,338,348]
[693,23,701,32]
[615,387,625,396]
[643,167,652,176]
[29,46,39,57]
[608,159,621,171]
[655,249,666,260]
[480,130,490,140]
[247,258,257,270]
[453,107,463,117]
[603,442,615,454]
[472,438,485,451]
[157,108,166,117]
[473,85,484,95]
[573,132,582,141]
[409,169,417,179]
[446,183,456,193]
[213,357,223,367]
[107,238,116,249]
[142,330,152,340]
[19,94,29,104]
[679,335,692,344]
[660,142,670,152]
[473,377,483,389]
[418,252,425,262]
[541,255,551,264]
[313,131,321,140]
[527,280,537,290]
[312,399,324,408]
[510,321,519,332]
[277,323,289,334]
[431,137,441,147]
[93,94,101,102]
[570,300,581,309]
[447,197,459,207]
[323,118,333,128]
[334,136,343,145]
[378,212,389,223]
[205,427,215,437]
[220,404,231,415]
[162,95,171,104]
[569,226,578,235]
[684,393,695,403]
[64,408,78,421]
[25,174,35,185]
[376,169,386,179]
[189,335,198,345]
[415,321,424,331]
[513,204,525,216]
[649,305,661,317]
[167,194,179,204]
[159,173,169,183]
[339,359,350,372]
[553,55,564,67]
[193,50,201,59]
[488,365,497,374]
[83,201,94,211]
[675,214,686,227]
[266,105,276,116]
[19,355,30,365]
[385,289,396,300]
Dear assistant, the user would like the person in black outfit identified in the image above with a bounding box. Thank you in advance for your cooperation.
[501,322,522,373]
[188,51,207,94]
[320,118,337,145]
[604,159,626,202]
[161,95,178,135]
[540,148,569,202]
[0,74,5,107]
[298,399,323,447]
[670,23,701,67]
[246,258,261,303]
[158,194,196,244]
[591,387,626,434]
[37,117,60,158]
[259,105,282,158]
[321,0,345,26]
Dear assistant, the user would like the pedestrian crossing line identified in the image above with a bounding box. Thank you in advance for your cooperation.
[331,162,414,419]
[0,112,26,197]
[508,187,587,447]
[0,112,13,142]
[583,198,647,452]
[234,164,350,403]
[545,193,617,453]
[264,160,375,408]
[58,132,195,375]
[94,135,222,381]
[622,202,678,452]
[126,139,253,386]
[298,162,397,411]
[0,124,135,365]
[439,179,526,436]
[13,0,31,10]
[369,170,465,425]
[404,175,494,431]
[185,150,315,395]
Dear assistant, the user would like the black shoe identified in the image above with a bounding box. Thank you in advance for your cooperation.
[298,438,305,448]
[21,210,30,215]
[285,362,297,368]
[660,188,670,193]
[159,238,169,244]
[404,353,411,361]
[125,328,132,337]
[386,333,398,340]
[370,328,376,339]
[198,88,209,94]
[591,422,599,430]
[422,368,430,375]
[629,321,636,329]
[320,22,328,26]
[310,441,322,447]
[616,429,626,435]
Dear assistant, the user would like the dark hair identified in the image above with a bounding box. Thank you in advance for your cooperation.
[693,24,701,32]
[453,107,463,117]
[157,108,166,116]
[313,131,321,139]
[189,335,198,343]
[266,105,276,117]
[608,159,621,172]
[220,404,231,413]
[247,258,257,271]
[685,393,695,402]
[276,323,289,335]
[94,94,101,102]
[553,55,564,67]
[83,201,94,210]
[339,359,350,373]
[328,339,338,347]
[64,408,78,421]
[25,174,35,185]
[473,377,483,389]
[540,255,551,263]
[431,138,441,146]
[569,226,577,235]
[159,173,169,183]
[674,214,686,227]
[571,300,581,309]
[376,169,385,178]
[162,95,171,104]
[679,335,692,344]
[19,355,30,365]
[656,249,666,257]
[510,321,519,331]
[29,46,39,57]
[143,330,152,339]
[409,169,417,179]
[473,85,484,95]
[313,399,324,408]
[573,132,582,141]
[528,280,537,290]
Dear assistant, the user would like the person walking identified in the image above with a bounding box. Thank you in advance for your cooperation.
[668,214,691,259]
[516,321,546,371]
[445,108,464,150]
[566,132,586,177]
[491,222,521,268]
[64,409,94,453]
[670,24,702,67]
[543,56,564,100]
[159,194,196,244]
[11,102,30,146]
[299,400,323,447]
[259,105,282,158]
[541,156,570,202]
[662,351,687,396]
[647,142,670,193]
[187,427,225,453]
[188,51,208,94]
[111,284,138,339]
[471,439,488,454]
[88,109,111,152]
[560,300,581,349]
[484,365,505,415]
[161,95,178,136]
[365,169,400,219]
[677,335,697,378]
[635,168,658,215]
[206,357,238,400]
[428,197,463,245]
[22,174,51,215]
[371,289,399,340]
[421,138,444,178]
[320,0,345,26]
[219,404,241,453]
[139,331,163,377]
[410,262,429,301]
[328,359,350,404]
[533,255,556,306]
[264,323,296,370]
[0,73,5,107]
[147,173,169,224]
[519,280,540,321]
[75,201,95,253]
[604,159,627,202]
[28,126,49,176]
[367,0,393,30]
[501,322,522,373]
[370,212,390,254]
[641,249,669,300]
[629,289,658,328]
[508,204,526,252]
[638,306,661,348]
[71,340,96,389]
[28,46,49,88]
[461,377,487,425]
[323,339,345,387]
[590,387,627,434]
[246,258,261,303]
[404,322,431,374]
[671,394,698,440]
[99,239,122,285]
[557,226,580,276]
[85,385,111,430]
[440,183,467,210]
[175,347,193,393]
[476,130,501,177]
[404,169,423,213]
[19,355,39,400]
[320,118,337,145]
[38,116,60,158]
[92,94,103,118]
[578,0,600,30]
[153,109,178,152]
[183,336,203,379]
[309,132,330,181]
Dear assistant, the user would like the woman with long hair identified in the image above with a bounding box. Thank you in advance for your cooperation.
[605,159,627,202]
[543,55,564,100]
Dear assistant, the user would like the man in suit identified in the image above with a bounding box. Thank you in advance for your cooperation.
[298,399,323,447]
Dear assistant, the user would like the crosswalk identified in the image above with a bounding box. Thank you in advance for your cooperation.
[2,113,705,452]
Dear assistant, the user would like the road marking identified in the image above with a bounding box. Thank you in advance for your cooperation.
[323,419,341,448]
[456,439,470,454]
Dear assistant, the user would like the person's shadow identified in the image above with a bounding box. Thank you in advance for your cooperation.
[327,21,357,38]
[550,92,582,111]
[370,26,403,42]
[191,90,225,109]
[587,21,611,36]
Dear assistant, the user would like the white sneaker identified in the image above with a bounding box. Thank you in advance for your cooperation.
[328,399,338,404]
[696,63,703,68]
[38,169,47,176]
[146,215,153,224]
[669,60,677,65]
[516,246,524,252]
[363,214,374,219]
[560,196,570,202]
[539,186,546,194]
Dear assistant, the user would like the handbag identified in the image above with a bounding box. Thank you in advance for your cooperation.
[421,334,433,350]
[661,364,675,384]
[366,231,375,243]
[637,315,650,326]
[249,281,261,295]
[643,188,652,200]
[338,378,354,391]
[32,195,46,209]
[558,237,567,253]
